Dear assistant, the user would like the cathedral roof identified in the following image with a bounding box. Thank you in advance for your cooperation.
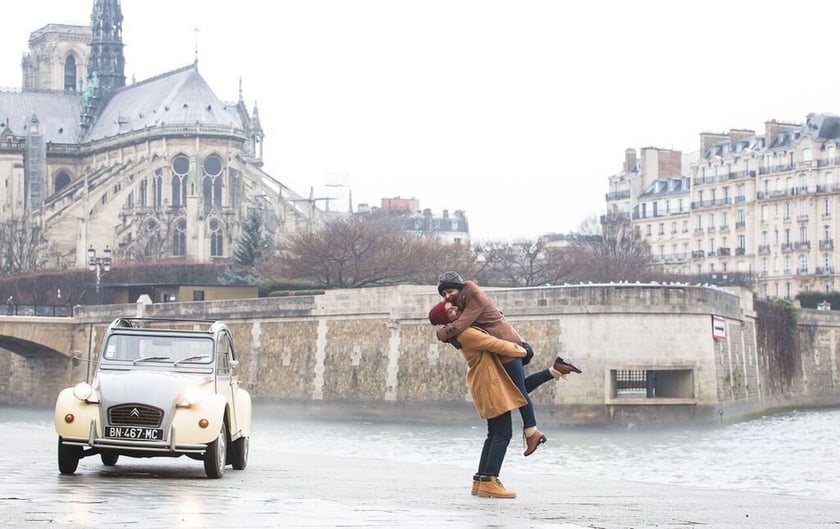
[0,90,82,143]
[85,64,246,141]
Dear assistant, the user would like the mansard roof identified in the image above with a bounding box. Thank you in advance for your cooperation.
[803,113,840,140]
[638,176,690,199]
[0,90,82,143]
[85,64,245,141]
[702,113,840,159]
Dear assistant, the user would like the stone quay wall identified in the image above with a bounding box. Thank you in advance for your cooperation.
[6,284,840,424]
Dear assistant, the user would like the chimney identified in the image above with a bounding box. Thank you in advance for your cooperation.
[624,148,637,173]
[728,129,755,145]
[699,132,729,156]
[764,119,800,149]
[658,149,682,177]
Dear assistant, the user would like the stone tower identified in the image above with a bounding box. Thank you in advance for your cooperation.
[21,24,91,93]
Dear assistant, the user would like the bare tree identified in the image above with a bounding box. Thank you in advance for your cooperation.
[262,216,476,288]
[0,217,48,275]
[568,213,654,283]
[474,239,576,287]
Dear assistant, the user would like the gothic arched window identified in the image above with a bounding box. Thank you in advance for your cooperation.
[54,170,71,194]
[64,56,77,92]
[173,218,187,256]
[202,154,224,210]
[139,178,147,207]
[171,154,190,207]
[209,218,224,257]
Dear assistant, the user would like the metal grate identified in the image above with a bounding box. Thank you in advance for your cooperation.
[108,404,163,427]
[615,369,647,395]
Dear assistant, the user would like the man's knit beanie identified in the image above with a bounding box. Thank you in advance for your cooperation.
[437,271,465,296]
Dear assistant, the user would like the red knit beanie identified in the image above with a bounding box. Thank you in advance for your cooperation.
[428,301,449,325]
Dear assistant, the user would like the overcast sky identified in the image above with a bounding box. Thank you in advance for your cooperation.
[3,1,840,241]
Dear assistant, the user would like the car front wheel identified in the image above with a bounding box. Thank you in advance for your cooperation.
[101,452,119,466]
[58,437,81,475]
[203,422,227,479]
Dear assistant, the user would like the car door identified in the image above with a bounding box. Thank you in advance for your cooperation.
[215,331,238,433]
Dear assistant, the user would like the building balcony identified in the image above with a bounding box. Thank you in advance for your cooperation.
[820,239,834,250]
[795,241,811,251]
[781,243,793,253]
[758,245,771,255]
[718,247,731,257]
[606,190,631,201]
[691,250,705,259]
[816,267,835,275]
[735,221,746,230]
[735,247,746,256]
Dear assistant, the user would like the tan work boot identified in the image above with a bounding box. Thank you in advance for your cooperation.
[471,474,480,495]
[476,476,516,498]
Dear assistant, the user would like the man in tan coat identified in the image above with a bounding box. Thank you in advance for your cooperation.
[430,300,532,499]
[435,271,581,458]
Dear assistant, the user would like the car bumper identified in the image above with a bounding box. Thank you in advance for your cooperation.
[61,419,208,454]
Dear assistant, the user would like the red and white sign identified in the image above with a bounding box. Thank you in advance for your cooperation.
[712,316,727,340]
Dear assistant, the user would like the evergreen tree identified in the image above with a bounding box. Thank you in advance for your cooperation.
[221,208,266,284]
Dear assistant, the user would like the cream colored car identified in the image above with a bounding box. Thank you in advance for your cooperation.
[54,317,252,478]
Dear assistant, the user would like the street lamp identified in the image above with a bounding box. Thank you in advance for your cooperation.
[87,245,111,304]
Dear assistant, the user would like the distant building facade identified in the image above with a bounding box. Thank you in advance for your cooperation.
[356,197,470,245]
[0,0,323,271]
[607,114,840,299]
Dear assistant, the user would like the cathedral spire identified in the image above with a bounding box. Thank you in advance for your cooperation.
[82,0,125,131]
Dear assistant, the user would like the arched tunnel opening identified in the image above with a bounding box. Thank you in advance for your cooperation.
[0,335,79,406]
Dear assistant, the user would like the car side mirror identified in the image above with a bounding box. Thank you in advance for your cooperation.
[71,351,82,367]
[229,359,239,374]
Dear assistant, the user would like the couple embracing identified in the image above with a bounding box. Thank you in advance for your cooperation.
[429,272,581,499]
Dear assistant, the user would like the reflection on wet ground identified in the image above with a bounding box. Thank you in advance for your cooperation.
[3,404,840,528]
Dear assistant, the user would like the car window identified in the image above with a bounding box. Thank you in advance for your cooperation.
[216,333,230,371]
[102,334,213,364]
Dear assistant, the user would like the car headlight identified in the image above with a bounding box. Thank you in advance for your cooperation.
[72,382,93,400]
[177,386,204,407]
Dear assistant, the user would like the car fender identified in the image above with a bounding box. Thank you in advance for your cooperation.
[234,389,252,437]
[54,387,101,438]
[171,393,227,444]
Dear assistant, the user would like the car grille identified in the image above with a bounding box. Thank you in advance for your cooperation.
[108,404,164,427]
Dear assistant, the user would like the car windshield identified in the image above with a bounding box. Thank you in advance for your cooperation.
[102,334,214,364]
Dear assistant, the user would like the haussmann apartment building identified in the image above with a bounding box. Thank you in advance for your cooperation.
[606,113,840,300]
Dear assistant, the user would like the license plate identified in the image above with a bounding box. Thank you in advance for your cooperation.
[105,426,163,440]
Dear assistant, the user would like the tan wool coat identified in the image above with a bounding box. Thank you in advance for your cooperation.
[457,326,528,419]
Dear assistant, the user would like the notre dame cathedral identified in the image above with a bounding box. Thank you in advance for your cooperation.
[0,0,322,270]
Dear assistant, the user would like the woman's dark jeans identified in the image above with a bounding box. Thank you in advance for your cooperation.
[477,365,555,477]
[477,411,512,477]
[503,360,554,430]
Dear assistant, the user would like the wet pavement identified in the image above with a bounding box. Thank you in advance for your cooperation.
[3,406,840,528]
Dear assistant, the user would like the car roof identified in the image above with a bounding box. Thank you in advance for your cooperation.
[107,317,229,336]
